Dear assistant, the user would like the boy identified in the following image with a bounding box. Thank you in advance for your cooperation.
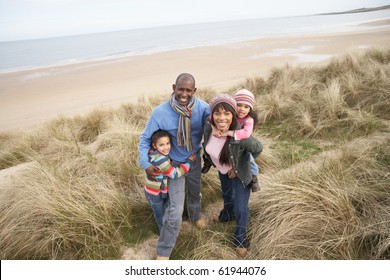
[144,129,196,259]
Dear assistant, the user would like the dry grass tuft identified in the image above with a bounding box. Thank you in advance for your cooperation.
[0,156,132,259]
[256,49,389,139]
[90,116,145,192]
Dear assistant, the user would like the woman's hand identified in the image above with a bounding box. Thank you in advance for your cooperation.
[227,169,237,179]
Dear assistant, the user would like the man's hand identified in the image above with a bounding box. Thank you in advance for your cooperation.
[188,153,197,162]
[145,165,159,181]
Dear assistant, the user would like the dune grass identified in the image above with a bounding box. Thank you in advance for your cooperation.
[248,138,390,260]
[0,48,389,259]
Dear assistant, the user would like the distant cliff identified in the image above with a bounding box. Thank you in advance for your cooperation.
[318,5,390,15]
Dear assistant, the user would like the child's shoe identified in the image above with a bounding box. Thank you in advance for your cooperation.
[250,176,260,192]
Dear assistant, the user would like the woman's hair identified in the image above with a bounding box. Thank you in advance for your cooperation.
[151,129,170,149]
[210,103,238,165]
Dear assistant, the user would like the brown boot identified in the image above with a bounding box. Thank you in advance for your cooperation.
[156,256,169,260]
[235,247,247,258]
[194,218,206,229]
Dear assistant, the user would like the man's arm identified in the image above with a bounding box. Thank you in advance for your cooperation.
[138,115,160,170]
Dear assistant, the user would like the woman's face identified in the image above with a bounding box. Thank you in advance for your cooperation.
[212,105,233,132]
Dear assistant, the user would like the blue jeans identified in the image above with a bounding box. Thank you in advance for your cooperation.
[218,172,251,248]
[156,155,202,257]
[144,190,169,233]
[250,154,259,176]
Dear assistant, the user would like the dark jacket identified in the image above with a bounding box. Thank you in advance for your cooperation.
[202,122,263,186]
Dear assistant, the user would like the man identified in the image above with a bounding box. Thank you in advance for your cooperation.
[138,73,210,259]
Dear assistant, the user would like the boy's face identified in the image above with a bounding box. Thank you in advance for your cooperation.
[237,103,251,119]
[152,136,171,155]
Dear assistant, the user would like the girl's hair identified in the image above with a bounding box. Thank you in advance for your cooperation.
[248,108,259,129]
[151,130,170,149]
[210,103,238,165]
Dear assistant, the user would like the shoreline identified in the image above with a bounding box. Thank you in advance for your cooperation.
[1,25,390,133]
[1,18,389,75]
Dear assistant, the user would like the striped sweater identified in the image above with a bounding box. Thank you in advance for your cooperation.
[144,150,191,197]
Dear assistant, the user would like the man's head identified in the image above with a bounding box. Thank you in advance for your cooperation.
[172,73,197,106]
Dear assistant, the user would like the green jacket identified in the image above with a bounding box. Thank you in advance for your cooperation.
[202,122,263,186]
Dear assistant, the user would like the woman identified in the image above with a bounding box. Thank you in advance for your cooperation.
[202,93,263,257]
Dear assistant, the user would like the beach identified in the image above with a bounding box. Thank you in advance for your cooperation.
[0,22,389,132]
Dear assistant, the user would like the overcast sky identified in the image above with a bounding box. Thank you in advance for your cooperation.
[0,0,388,41]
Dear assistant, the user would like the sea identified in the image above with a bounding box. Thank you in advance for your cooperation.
[0,9,389,73]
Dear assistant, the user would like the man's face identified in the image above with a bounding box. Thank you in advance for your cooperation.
[173,79,196,106]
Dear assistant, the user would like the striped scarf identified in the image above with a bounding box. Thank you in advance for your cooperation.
[169,93,195,151]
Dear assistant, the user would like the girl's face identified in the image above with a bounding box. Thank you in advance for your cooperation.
[237,103,251,119]
[212,106,233,132]
[152,136,171,155]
